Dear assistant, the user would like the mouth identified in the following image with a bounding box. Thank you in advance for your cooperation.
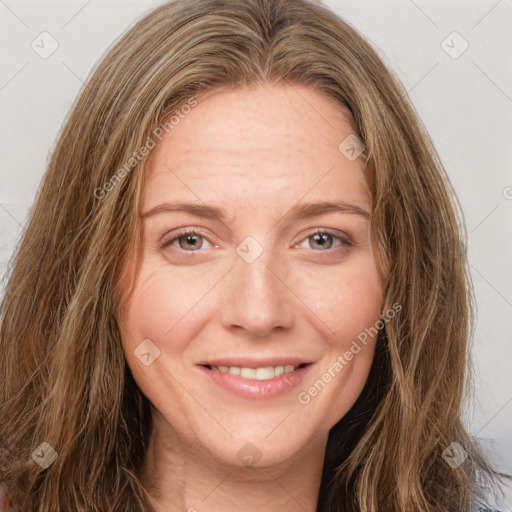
[199,362,311,381]
[197,360,314,400]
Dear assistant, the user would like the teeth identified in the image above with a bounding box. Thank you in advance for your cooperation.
[255,367,274,380]
[240,367,256,379]
[212,364,300,380]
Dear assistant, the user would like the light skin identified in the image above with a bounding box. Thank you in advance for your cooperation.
[118,83,383,511]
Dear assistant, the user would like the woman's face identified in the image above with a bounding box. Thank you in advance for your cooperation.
[119,83,383,467]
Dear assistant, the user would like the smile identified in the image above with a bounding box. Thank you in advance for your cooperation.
[207,364,306,381]
[197,362,313,400]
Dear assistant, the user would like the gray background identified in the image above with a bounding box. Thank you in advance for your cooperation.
[0,0,511,508]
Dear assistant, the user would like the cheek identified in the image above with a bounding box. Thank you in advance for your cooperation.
[303,253,383,344]
[118,263,204,418]
[120,260,217,352]
[295,264,382,426]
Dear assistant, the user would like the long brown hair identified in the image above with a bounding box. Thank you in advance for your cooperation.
[0,0,508,510]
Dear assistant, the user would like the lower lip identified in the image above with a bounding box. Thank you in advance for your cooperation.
[197,364,313,400]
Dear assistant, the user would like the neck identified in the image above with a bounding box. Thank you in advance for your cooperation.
[139,408,327,512]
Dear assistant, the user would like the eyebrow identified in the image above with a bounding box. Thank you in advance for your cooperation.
[141,200,370,221]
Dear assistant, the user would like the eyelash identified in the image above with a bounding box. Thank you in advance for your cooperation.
[159,227,353,253]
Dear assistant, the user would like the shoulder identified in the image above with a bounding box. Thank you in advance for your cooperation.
[0,480,22,512]
[0,479,507,512]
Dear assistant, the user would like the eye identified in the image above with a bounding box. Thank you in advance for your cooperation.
[160,228,214,252]
[295,228,352,251]
[159,227,352,254]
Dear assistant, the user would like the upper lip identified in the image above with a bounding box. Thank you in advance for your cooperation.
[197,357,313,368]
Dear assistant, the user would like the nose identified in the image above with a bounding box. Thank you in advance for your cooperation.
[220,246,295,338]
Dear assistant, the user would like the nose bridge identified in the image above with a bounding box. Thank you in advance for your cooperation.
[221,236,294,336]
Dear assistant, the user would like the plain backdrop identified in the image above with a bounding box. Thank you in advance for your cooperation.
[1,0,511,508]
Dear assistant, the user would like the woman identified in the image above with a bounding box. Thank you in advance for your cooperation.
[0,0,509,510]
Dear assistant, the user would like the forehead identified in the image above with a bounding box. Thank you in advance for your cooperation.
[143,83,369,213]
